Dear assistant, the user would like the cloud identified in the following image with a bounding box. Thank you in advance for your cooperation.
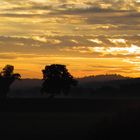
[0,52,71,60]
[0,0,140,78]
[1,34,140,58]
[0,13,46,18]
[0,53,17,59]
[0,0,139,38]
[86,11,140,25]
[1,0,138,17]
[50,7,129,15]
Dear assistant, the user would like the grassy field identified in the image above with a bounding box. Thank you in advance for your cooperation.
[0,98,140,139]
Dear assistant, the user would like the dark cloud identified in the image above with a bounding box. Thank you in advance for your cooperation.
[86,12,140,25]
[0,54,17,59]
[0,13,50,18]
[50,6,134,16]
[113,25,140,31]
[0,0,139,31]
[4,5,53,11]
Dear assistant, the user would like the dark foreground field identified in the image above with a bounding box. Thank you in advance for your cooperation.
[0,97,140,139]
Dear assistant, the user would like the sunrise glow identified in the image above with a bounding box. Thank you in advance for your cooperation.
[0,0,140,78]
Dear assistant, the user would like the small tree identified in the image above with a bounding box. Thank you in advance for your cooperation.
[0,65,21,99]
[41,64,78,97]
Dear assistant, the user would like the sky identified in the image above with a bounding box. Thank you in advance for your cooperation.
[0,0,140,78]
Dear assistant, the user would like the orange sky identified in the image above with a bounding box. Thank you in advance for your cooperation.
[0,0,140,78]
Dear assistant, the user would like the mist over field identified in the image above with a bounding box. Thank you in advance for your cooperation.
[9,74,140,98]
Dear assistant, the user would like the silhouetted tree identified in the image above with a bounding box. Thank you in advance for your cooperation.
[0,65,21,99]
[41,64,78,97]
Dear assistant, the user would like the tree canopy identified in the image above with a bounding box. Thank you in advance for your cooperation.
[0,65,21,99]
[41,64,78,97]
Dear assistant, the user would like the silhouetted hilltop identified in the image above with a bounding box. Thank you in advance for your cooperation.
[78,74,129,83]
[81,77,140,89]
[78,74,130,89]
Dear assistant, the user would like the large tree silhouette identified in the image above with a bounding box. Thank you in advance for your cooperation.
[41,64,78,97]
[0,65,21,99]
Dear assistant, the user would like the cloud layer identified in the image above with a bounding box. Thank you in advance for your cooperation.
[0,0,140,78]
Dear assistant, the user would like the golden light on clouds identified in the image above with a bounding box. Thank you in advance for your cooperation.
[0,0,140,78]
[108,39,126,44]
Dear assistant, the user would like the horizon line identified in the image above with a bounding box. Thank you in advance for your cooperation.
[19,74,139,80]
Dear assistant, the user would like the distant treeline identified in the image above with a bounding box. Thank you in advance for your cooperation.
[71,77,140,97]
